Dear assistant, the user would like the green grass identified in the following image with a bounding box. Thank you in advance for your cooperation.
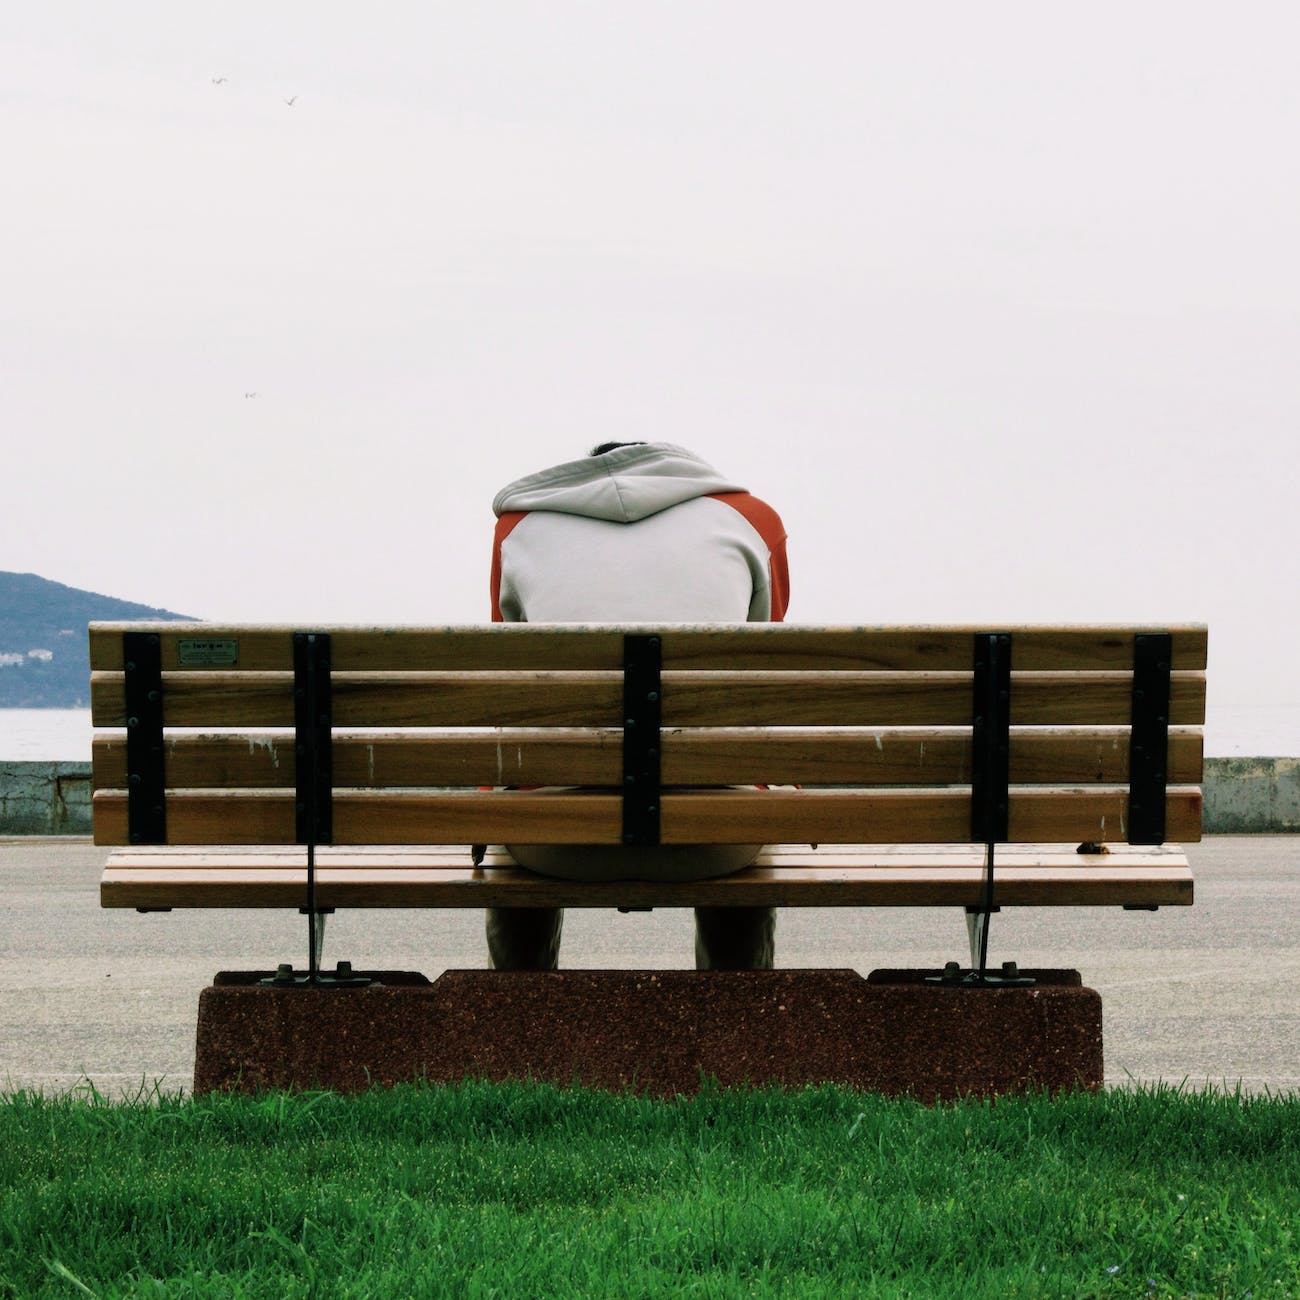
[1,1081,1297,1299]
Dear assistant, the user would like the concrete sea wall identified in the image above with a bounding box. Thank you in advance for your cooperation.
[0,762,93,835]
[1201,757,1300,834]
[2,759,1298,836]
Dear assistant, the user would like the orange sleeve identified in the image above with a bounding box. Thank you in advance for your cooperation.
[708,492,790,622]
[489,512,528,621]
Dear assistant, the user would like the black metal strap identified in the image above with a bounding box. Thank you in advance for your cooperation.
[1129,632,1172,845]
[927,633,1033,988]
[294,632,333,847]
[124,631,166,845]
[970,632,1011,844]
[259,631,369,988]
[622,633,662,847]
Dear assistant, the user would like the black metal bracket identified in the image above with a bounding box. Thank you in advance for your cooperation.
[927,633,1035,988]
[622,633,662,848]
[1129,632,1172,845]
[294,631,333,848]
[124,631,166,845]
[970,631,1011,845]
[262,631,369,989]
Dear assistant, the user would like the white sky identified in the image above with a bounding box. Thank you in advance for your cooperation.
[4,1,1297,707]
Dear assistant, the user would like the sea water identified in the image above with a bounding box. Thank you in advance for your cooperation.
[2,705,1298,760]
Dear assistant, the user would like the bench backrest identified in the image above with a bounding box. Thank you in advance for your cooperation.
[89,623,1206,849]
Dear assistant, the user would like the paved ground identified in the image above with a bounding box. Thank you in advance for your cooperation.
[1,836,1296,1097]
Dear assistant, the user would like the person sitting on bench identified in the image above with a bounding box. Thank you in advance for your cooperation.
[486,440,791,971]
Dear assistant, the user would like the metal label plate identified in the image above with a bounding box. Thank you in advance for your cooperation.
[176,638,239,667]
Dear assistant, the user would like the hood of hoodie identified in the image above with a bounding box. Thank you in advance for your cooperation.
[492,443,746,523]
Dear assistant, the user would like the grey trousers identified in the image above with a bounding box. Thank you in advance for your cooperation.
[485,904,776,971]
[485,842,776,971]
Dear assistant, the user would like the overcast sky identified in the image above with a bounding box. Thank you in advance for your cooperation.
[4,2,1297,707]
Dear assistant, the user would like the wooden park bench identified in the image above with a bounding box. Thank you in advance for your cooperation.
[90,622,1203,990]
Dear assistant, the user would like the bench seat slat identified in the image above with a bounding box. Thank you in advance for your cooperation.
[88,623,1211,674]
[100,845,1193,910]
[101,843,1195,868]
[90,670,1207,729]
[91,728,1205,789]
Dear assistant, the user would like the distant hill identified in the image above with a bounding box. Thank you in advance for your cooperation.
[0,572,194,707]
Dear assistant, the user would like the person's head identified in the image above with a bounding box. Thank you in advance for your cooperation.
[589,441,647,457]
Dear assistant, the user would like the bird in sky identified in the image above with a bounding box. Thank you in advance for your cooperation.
[284,95,298,106]
[211,76,228,84]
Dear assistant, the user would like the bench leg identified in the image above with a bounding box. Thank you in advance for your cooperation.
[927,906,1034,988]
[259,908,370,988]
[966,909,987,971]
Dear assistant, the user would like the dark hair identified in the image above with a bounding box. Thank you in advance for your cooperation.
[589,441,647,457]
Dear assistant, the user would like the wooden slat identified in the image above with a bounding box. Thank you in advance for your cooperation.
[92,731,624,789]
[90,669,1207,729]
[92,787,1203,847]
[91,727,1205,790]
[100,844,1194,910]
[91,672,625,727]
[664,727,1205,785]
[101,842,1196,868]
[89,622,1210,673]
[93,790,623,846]
[660,788,1203,845]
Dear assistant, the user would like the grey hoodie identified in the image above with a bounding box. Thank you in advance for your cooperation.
[490,443,789,623]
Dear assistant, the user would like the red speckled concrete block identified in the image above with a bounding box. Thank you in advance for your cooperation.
[193,969,1101,1101]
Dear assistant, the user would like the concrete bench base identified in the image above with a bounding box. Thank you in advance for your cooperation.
[192,969,1102,1101]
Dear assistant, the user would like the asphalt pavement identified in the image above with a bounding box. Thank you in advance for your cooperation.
[1,836,1296,1097]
